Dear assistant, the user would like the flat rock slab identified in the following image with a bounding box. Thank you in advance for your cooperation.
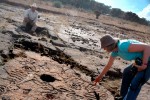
[0,2,149,100]
[0,33,13,51]
[0,50,114,100]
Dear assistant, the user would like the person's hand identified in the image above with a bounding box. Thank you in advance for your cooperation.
[93,76,102,86]
[24,17,29,22]
[133,63,147,71]
[138,65,147,71]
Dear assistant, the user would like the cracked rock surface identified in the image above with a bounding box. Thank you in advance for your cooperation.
[0,1,150,100]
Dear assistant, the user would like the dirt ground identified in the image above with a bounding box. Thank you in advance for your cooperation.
[0,0,150,100]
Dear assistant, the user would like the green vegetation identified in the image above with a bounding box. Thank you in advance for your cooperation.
[94,10,101,19]
[49,0,150,25]
[53,1,63,8]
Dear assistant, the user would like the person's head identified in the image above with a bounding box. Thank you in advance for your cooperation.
[30,3,37,12]
[100,34,119,52]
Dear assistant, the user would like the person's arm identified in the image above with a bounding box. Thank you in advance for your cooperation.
[33,11,38,23]
[128,44,150,71]
[24,9,29,19]
[93,56,115,85]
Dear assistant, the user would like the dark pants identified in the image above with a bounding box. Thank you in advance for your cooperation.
[121,61,150,100]
[23,18,37,32]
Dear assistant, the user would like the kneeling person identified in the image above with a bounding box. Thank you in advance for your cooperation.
[23,3,38,33]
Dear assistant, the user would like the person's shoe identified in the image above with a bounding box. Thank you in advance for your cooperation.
[29,31,36,36]
[29,30,34,34]
[20,26,26,31]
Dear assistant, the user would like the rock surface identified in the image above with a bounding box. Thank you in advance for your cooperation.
[0,1,150,100]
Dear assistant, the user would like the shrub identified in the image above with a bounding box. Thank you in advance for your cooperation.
[53,1,62,8]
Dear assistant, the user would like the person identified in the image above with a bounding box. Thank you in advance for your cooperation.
[93,34,150,100]
[22,3,38,33]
